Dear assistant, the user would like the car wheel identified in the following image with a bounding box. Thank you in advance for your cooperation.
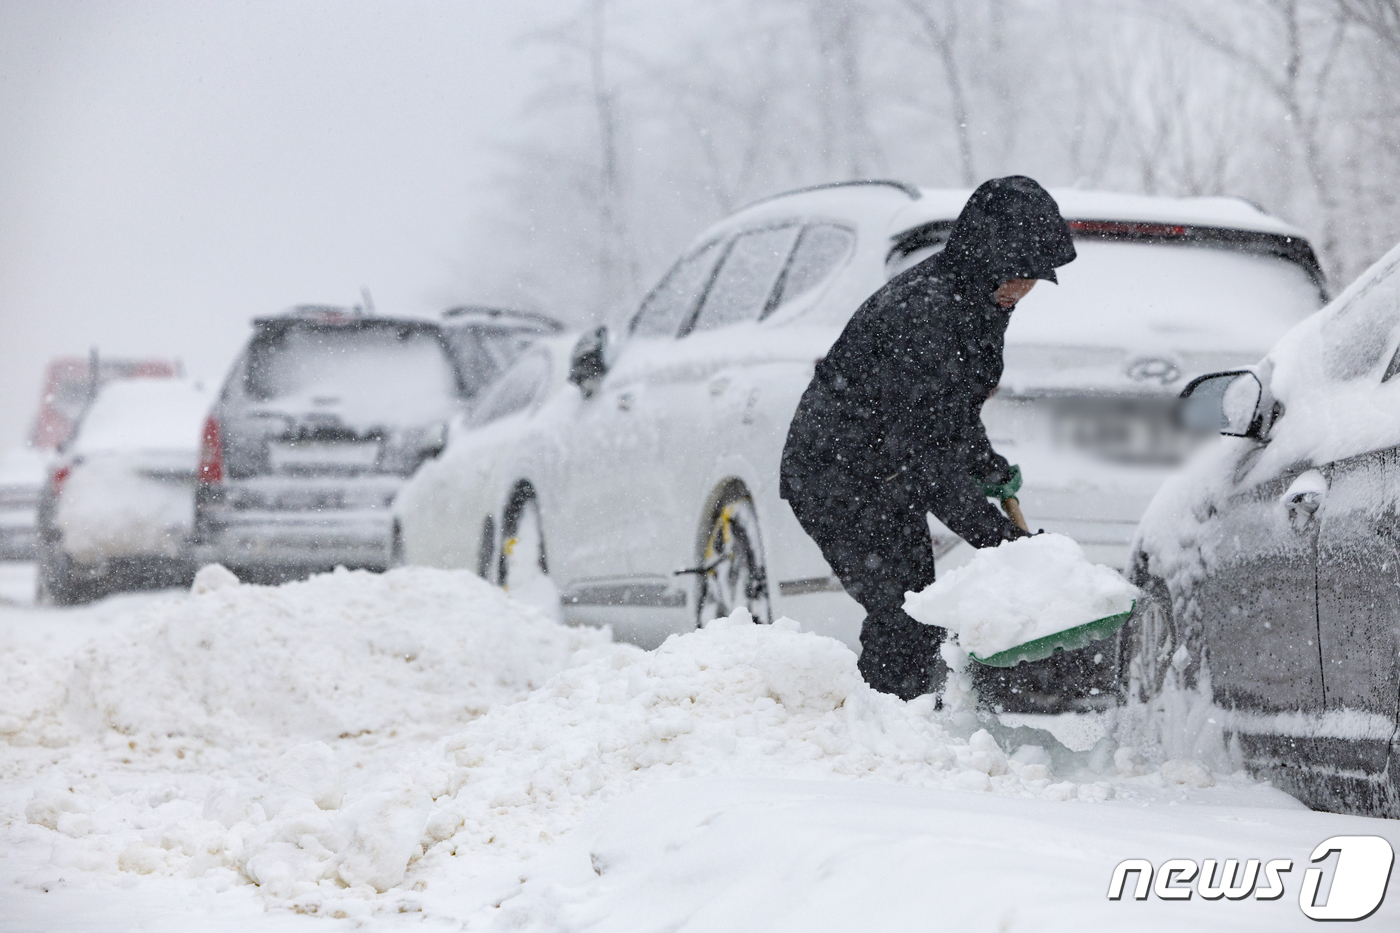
[1383,747,1400,819]
[1130,575,1197,702]
[695,487,771,627]
[498,489,561,621]
[37,551,86,606]
[476,515,496,581]
[389,522,406,568]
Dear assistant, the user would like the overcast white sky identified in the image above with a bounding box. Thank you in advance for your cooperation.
[0,0,553,453]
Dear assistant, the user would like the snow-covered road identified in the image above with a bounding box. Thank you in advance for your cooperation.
[1,566,1395,931]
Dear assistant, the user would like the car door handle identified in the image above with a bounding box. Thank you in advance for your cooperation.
[1287,491,1322,513]
[1281,470,1327,530]
[1286,491,1322,529]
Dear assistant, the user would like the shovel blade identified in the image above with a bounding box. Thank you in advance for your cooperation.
[968,601,1135,668]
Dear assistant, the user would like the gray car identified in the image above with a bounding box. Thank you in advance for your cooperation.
[439,305,564,394]
[1127,239,1400,817]
[193,307,470,582]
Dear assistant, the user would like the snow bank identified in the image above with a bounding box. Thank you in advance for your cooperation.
[5,565,611,752]
[17,608,1130,912]
[409,611,1049,871]
[902,534,1138,657]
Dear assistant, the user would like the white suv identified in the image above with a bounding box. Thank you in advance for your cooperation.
[397,181,1325,684]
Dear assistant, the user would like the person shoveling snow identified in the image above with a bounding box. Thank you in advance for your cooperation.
[780,175,1076,699]
[902,533,1138,666]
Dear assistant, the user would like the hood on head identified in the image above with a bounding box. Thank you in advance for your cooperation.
[939,176,1077,285]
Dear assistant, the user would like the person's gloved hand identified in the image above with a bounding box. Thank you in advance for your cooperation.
[979,462,1022,501]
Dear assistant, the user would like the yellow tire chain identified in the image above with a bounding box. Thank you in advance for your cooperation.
[501,535,519,592]
[704,503,737,566]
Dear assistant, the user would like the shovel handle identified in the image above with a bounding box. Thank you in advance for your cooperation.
[1002,496,1030,533]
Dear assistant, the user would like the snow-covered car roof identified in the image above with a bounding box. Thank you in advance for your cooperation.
[713,178,1309,241]
[441,306,564,333]
[906,187,1309,239]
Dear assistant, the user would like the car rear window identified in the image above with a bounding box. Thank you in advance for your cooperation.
[245,323,463,427]
[1006,239,1321,353]
[72,380,211,455]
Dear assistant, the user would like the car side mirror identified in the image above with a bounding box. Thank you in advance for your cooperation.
[568,326,610,398]
[1178,370,1264,438]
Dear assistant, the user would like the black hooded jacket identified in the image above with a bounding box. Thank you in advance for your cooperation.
[779,176,1076,549]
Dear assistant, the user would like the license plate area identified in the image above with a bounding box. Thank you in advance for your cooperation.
[1051,400,1196,465]
[267,439,381,474]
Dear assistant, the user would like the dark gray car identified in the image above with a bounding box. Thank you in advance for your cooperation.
[194,307,470,582]
[1127,242,1400,817]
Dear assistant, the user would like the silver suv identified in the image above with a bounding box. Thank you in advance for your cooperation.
[193,307,468,582]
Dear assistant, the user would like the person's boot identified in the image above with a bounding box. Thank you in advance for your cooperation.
[857,612,946,701]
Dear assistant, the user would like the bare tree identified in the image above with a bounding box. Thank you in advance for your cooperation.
[901,0,977,185]
[809,0,885,178]
[1337,0,1400,54]
[464,0,1400,316]
[1170,0,1351,274]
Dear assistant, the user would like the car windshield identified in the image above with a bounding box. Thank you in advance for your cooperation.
[1006,239,1320,353]
[443,327,544,396]
[245,323,462,427]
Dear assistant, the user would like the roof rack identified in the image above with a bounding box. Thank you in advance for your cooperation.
[440,305,564,332]
[738,179,921,213]
[279,305,362,323]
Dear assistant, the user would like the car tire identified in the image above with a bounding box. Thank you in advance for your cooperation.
[37,550,87,606]
[476,515,496,581]
[389,522,406,568]
[1129,575,1199,702]
[498,488,561,621]
[1383,746,1400,819]
[695,486,771,627]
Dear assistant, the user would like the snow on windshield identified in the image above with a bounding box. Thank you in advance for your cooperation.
[71,379,211,455]
[245,324,462,428]
[1007,240,1319,353]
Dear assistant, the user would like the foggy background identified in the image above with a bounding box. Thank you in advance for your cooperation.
[3,0,1399,454]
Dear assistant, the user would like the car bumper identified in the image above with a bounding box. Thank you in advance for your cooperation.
[194,508,394,573]
[0,511,39,561]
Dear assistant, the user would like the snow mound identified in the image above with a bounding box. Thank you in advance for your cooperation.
[23,611,1098,908]
[40,565,611,751]
[219,611,1077,903]
[903,534,1138,657]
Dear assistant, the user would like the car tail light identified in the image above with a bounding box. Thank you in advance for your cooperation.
[50,464,72,497]
[198,415,224,484]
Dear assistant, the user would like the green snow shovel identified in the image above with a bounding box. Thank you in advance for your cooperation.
[961,481,1136,667]
[968,599,1136,667]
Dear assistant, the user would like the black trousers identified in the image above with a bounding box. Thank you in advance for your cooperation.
[787,482,947,701]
